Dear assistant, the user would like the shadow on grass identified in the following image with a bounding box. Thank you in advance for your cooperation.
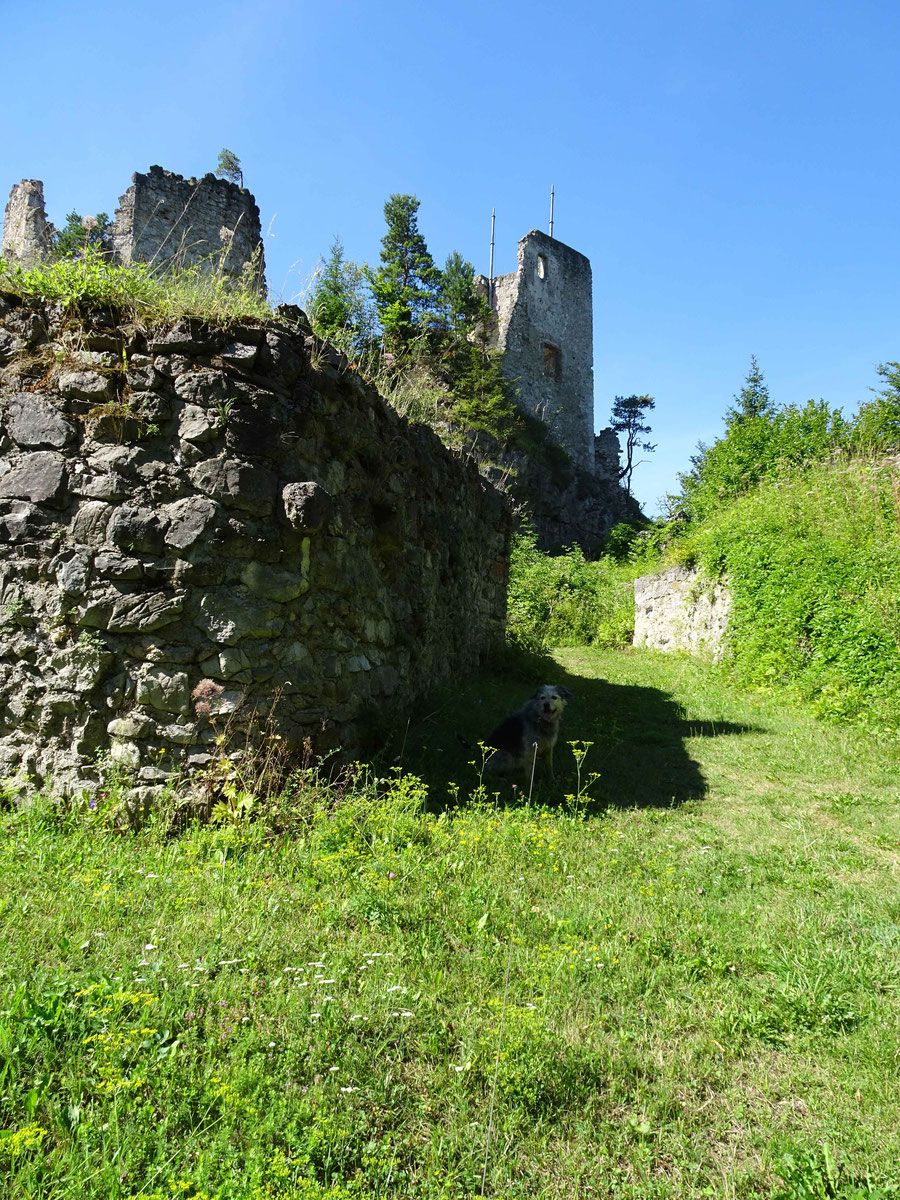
[382,647,756,814]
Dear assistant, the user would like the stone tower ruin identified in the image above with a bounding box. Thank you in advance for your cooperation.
[1,166,266,287]
[480,229,595,471]
[1,180,55,267]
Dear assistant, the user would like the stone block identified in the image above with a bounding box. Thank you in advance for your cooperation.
[136,667,191,715]
[0,451,68,507]
[71,500,114,546]
[163,496,219,550]
[4,393,75,448]
[57,371,113,401]
[282,481,334,532]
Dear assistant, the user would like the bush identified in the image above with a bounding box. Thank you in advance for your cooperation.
[695,454,900,731]
[679,399,850,522]
[506,527,636,652]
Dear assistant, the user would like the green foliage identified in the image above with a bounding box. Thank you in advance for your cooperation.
[447,340,520,440]
[0,247,271,322]
[680,397,851,522]
[854,361,900,451]
[367,194,441,354]
[610,393,656,494]
[775,1144,900,1199]
[308,237,375,356]
[506,526,635,651]
[435,249,484,341]
[602,519,649,561]
[51,210,111,259]
[727,352,774,424]
[695,454,900,730]
[215,148,243,186]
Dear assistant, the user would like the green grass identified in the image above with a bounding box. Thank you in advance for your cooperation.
[2,647,900,1198]
[0,249,271,324]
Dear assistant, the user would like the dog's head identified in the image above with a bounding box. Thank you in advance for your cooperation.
[533,684,572,723]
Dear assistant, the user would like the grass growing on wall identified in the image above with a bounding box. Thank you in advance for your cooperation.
[0,249,272,323]
[690,453,900,732]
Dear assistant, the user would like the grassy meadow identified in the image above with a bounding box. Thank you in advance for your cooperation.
[3,647,899,1199]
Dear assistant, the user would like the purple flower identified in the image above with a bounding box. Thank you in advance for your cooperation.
[89,799,97,810]
[388,872,396,880]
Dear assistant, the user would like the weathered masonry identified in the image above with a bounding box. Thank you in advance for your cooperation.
[0,297,510,798]
[479,230,595,471]
[1,167,265,285]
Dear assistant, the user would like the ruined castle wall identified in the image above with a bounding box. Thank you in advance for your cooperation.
[108,166,265,285]
[2,167,266,288]
[1,181,54,267]
[0,297,510,797]
[484,231,595,470]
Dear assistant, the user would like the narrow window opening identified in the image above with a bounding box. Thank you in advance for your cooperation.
[542,343,561,381]
[536,254,548,280]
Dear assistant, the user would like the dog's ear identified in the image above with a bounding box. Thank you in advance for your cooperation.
[559,686,573,699]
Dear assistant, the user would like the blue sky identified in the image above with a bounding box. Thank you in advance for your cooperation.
[4,0,900,515]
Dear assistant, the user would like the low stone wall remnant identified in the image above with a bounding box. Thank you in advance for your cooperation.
[0,296,511,798]
[633,565,731,660]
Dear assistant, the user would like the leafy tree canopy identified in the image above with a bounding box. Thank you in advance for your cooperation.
[677,358,850,521]
[853,361,900,450]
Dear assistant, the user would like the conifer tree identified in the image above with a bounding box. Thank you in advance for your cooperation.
[727,354,773,425]
[309,236,373,354]
[52,211,110,258]
[367,194,441,354]
[438,250,484,341]
[610,394,656,494]
[215,149,243,186]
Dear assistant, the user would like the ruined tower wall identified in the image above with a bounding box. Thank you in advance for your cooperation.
[1,168,265,288]
[1,181,54,268]
[108,166,265,284]
[486,230,595,470]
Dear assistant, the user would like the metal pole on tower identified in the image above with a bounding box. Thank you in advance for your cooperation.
[488,208,496,307]
[549,185,555,238]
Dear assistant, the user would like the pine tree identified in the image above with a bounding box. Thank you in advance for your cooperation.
[52,211,110,258]
[367,194,441,354]
[215,149,243,186]
[610,394,656,494]
[437,250,484,341]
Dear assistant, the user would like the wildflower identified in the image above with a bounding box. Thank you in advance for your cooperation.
[388,872,396,879]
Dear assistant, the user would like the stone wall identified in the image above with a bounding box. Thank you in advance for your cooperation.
[0,297,510,797]
[1,167,265,288]
[478,230,594,471]
[108,166,265,285]
[633,566,731,660]
[1,181,54,267]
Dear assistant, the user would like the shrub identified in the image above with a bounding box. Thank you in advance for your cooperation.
[695,454,900,731]
[506,526,635,651]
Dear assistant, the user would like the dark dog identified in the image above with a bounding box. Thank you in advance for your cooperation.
[482,685,573,782]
